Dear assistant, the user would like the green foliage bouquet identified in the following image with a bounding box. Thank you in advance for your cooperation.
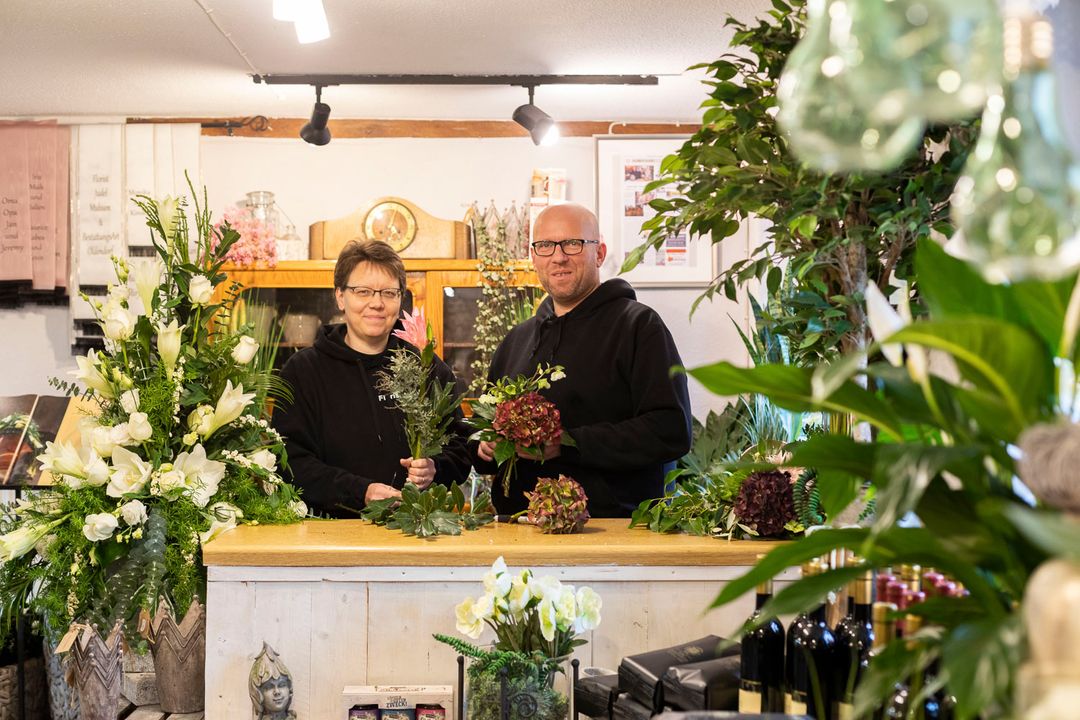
[0,182,304,647]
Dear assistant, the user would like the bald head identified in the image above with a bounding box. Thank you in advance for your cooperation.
[533,203,600,241]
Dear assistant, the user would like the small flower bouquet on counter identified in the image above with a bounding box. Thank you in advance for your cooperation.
[435,556,602,720]
[468,364,574,497]
[0,180,304,650]
[524,475,590,534]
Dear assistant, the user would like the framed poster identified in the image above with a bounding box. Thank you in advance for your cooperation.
[595,134,721,286]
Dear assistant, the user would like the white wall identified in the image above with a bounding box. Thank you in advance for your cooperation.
[0,134,750,418]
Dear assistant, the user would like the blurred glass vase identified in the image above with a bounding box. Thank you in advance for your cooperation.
[777,0,926,173]
[948,10,1080,282]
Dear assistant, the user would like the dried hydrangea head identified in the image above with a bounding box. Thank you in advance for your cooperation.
[492,391,563,449]
[526,474,590,534]
[733,469,796,537]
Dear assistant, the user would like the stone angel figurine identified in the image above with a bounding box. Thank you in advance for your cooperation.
[249,642,297,720]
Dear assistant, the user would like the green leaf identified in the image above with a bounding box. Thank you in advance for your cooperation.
[941,615,1022,720]
[787,434,876,480]
[494,441,516,465]
[688,362,903,438]
[815,470,863,521]
[1001,503,1080,561]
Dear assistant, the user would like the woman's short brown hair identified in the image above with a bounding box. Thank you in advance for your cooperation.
[333,240,406,291]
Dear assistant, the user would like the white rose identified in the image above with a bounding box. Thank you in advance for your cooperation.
[187,405,215,437]
[249,449,278,473]
[120,499,148,526]
[231,335,259,365]
[109,422,134,447]
[119,389,140,414]
[102,306,136,341]
[157,319,184,373]
[87,425,117,458]
[290,500,308,518]
[82,513,119,542]
[153,468,187,496]
[127,412,153,443]
[107,447,152,497]
[188,275,213,305]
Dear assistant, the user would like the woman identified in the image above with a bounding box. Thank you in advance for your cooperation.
[272,240,472,516]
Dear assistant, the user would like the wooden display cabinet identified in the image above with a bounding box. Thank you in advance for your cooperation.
[219,260,539,389]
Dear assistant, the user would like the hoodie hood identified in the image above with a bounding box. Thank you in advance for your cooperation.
[534,278,637,322]
[314,323,414,362]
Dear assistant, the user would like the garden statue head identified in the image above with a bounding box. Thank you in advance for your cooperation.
[249,642,296,720]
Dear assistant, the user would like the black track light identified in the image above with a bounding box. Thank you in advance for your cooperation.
[512,86,560,146]
[300,86,331,146]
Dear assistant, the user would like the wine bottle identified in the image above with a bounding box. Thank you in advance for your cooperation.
[785,560,836,718]
[739,572,786,713]
[870,602,898,720]
[834,569,874,719]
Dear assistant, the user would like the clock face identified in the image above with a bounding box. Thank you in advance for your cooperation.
[364,201,418,252]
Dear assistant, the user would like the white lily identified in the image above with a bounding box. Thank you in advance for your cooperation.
[232,335,259,364]
[156,196,180,241]
[205,381,255,438]
[188,275,213,305]
[156,319,184,373]
[132,258,163,315]
[36,441,107,488]
[174,444,226,508]
[199,502,244,544]
[865,282,905,367]
[107,446,152,497]
[70,350,114,398]
[0,519,64,562]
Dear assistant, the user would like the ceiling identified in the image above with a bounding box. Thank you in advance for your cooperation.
[0,0,774,122]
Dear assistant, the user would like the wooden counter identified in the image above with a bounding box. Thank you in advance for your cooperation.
[201,518,784,568]
[203,520,791,720]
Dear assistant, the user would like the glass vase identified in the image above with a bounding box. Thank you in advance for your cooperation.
[245,191,280,234]
[777,0,926,173]
[465,652,573,720]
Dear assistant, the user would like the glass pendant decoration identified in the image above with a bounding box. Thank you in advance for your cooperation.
[884,0,1004,122]
[948,10,1080,282]
[777,0,926,173]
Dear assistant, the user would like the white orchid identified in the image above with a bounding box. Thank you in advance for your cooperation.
[174,444,226,508]
[82,513,119,542]
[132,258,163,314]
[232,335,259,364]
[120,499,148,526]
[71,350,114,398]
[204,381,255,438]
[199,502,244,544]
[188,275,213,305]
[107,446,152,497]
[157,319,184,373]
[127,412,153,443]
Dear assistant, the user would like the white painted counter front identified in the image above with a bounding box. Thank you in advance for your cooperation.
[202,519,789,720]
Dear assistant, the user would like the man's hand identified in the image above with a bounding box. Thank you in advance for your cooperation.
[399,457,436,490]
[477,440,497,462]
[365,482,401,504]
[523,439,562,461]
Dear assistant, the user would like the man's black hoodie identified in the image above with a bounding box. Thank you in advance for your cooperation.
[483,278,692,517]
[272,323,472,517]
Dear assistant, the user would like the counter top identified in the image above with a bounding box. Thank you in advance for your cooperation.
[201,518,784,567]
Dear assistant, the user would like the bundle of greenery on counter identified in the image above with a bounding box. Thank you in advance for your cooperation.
[361,482,494,538]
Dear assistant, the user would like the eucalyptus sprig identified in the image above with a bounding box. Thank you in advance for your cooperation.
[376,341,463,460]
[361,482,494,538]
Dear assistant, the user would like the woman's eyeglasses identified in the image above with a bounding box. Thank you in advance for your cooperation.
[530,239,599,257]
[342,286,403,300]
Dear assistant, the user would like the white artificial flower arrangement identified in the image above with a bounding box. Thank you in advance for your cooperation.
[0,180,304,648]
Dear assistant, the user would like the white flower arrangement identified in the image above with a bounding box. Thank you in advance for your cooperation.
[0,180,304,648]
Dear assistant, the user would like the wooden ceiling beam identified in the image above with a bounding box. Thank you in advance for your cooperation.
[128,117,698,139]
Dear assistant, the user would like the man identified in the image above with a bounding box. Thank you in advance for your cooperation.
[477,203,692,517]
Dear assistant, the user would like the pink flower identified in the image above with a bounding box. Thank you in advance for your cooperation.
[213,207,278,268]
[393,306,430,349]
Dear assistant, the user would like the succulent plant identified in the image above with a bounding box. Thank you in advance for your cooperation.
[525,475,590,534]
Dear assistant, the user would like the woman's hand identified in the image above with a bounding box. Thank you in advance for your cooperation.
[365,482,401,504]
[477,441,497,462]
[399,457,436,490]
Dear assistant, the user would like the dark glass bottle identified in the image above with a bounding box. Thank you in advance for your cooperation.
[785,560,836,718]
[739,575,786,713]
[834,570,874,719]
[870,601,898,720]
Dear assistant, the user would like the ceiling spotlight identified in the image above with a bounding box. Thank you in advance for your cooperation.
[513,86,560,146]
[300,86,331,146]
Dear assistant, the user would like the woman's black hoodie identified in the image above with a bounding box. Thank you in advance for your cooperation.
[272,324,472,517]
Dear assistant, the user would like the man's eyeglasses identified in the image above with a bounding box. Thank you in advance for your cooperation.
[530,239,599,257]
[342,286,403,300]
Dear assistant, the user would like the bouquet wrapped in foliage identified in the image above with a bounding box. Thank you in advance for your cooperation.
[469,364,574,496]
[0,183,304,647]
[436,556,601,720]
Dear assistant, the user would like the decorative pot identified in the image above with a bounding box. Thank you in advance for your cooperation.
[66,624,122,720]
[140,597,206,714]
[465,651,572,720]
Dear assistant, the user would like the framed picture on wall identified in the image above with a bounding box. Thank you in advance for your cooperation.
[595,134,721,287]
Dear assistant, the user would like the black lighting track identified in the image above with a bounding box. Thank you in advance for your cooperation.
[251,74,659,87]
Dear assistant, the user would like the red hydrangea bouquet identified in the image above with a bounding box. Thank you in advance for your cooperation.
[469,364,574,496]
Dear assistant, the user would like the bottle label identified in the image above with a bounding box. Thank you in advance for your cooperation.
[787,689,809,714]
[739,688,762,712]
